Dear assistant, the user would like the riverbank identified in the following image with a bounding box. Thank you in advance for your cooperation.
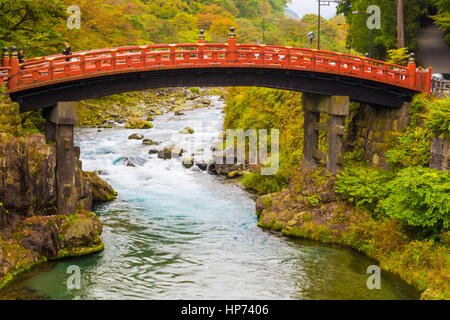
[255,165,449,300]
[1,98,420,299]
[221,87,449,300]
[0,85,117,292]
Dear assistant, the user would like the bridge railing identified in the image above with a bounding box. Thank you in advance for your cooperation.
[0,67,9,85]
[3,33,432,94]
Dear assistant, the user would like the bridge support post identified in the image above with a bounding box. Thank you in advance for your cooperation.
[302,93,349,174]
[43,102,78,216]
[302,110,320,168]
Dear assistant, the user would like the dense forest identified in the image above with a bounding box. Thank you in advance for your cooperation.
[0,0,348,57]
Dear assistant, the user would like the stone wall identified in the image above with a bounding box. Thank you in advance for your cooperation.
[351,102,411,169]
[430,133,450,171]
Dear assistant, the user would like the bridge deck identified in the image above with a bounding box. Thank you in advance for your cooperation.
[1,37,432,110]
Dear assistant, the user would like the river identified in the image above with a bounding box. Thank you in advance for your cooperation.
[0,95,419,300]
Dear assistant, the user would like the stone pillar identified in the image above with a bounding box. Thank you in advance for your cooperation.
[328,115,345,173]
[44,102,78,216]
[302,93,349,173]
[303,110,320,168]
[430,132,450,171]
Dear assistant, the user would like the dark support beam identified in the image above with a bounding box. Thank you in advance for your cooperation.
[303,110,320,168]
[302,93,349,173]
[44,102,77,216]
[328,115,345,173]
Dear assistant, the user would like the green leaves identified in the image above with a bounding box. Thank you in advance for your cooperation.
[426,97,450,139]
[336,166,450,234]
[381,167,450,231]
[335,166,393,214]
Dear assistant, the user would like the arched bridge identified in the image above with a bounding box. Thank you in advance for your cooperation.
[1,29,431,111]
[0,28,433,216]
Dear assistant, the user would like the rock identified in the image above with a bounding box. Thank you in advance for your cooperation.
[182,157,194,168]
[128,133,144,140]
[148,149,159,154]
[142,139,159,146]
[179,127,194,134]
[211,147,245,175]
[125,117,153,129]
[84,171,117,203]
[113,156,146,167]
[158,145,183,160]
[198,97,211,106]
[196,159,214,171]
[174,111,185,116]
[61,211,103,249]
[146,115,154,121]
[227,171,243,178]
[9,211,103,259]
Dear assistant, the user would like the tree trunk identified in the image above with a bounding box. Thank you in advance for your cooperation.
[397,0,405,48]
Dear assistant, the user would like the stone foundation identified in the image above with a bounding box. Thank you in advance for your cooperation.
[430,133,450,171]
[353,102,410,169]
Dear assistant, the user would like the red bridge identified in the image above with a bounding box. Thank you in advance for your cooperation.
[1,28,431,111]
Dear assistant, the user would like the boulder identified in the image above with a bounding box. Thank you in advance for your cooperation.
[10,211,103,259]
[174,111,185,116]
[125,117,153,129]
[113,156,146,167]
[196,159,213,171]
[148,149,159,154]
[179,127,194,134]
[84,171,117,203]
[182,157,194,169]
[142,139,159,146]
[128,133,144,140]
[158,145,183,160]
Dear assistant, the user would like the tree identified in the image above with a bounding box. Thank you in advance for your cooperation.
[338,0,434,60]
[0,0,67,56]
[397,0,405,48]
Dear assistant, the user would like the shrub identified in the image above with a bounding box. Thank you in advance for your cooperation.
[385,126,432,168]
[380,167,450,232]
[335,166,393,214]
[426,96,450,138]
[241,170,290,195]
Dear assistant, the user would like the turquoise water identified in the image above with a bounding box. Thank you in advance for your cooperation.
[0,97,420,300]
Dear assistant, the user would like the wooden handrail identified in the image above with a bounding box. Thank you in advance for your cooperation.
[6,42,431,94]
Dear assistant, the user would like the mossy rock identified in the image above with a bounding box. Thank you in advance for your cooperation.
[182,157,194,168]
[125,117,153,129]
[128,133,144,140]
[84,171,117,203]
[179,127,194,134]
[142,139,159,146]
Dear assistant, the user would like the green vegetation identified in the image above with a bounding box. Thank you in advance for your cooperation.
[1,0,351,60]
[224,87,305,194]
[337,0,439,59]
[385,95,450,169]
[432,0,450,44]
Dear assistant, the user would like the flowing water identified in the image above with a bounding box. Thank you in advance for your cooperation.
[0,96,419,300]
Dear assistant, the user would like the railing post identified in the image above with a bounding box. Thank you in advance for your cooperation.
[408,52,416,88]
[426,67,432,95]
[2,47,9,68]
[227,27,238,63]
[169,45,175,65]
[111,50,116,70]
[8,46,19,91]
[198,29,205,63]
[198,29,206,44]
